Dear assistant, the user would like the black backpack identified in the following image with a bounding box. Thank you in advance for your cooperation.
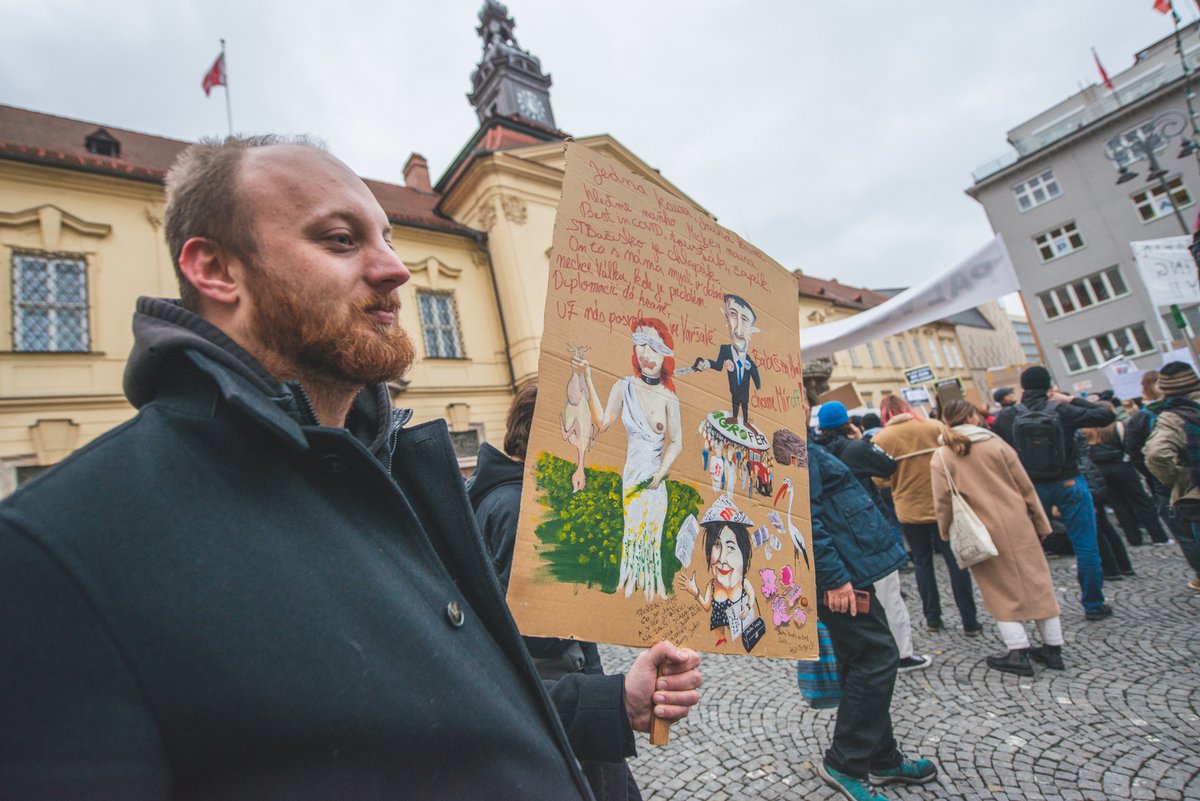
[1011,402,1066,481]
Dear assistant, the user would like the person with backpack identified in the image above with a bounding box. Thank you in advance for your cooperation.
[1127,370,1200,591]
[992,366,1115,621]
[1143,362,1200,592]
[1081,402,1170,547]
[1075,430,1136,580]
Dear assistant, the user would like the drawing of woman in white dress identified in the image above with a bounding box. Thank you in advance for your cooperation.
[572,318,683,601]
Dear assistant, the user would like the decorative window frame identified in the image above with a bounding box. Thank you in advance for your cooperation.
[11,249,91,353]
[416,289,466,360]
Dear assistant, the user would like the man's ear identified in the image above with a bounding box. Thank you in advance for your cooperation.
[178,237,241,306]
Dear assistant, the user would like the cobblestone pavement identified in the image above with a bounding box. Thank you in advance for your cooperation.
[601,540,1200,800]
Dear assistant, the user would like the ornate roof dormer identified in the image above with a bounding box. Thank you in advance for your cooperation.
[467,0,555,129]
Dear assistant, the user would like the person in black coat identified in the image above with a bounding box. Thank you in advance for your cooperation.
[0,138,702,799]
[1081,404,1169,547]
[993,366,1115,620]
[468,383,643,801]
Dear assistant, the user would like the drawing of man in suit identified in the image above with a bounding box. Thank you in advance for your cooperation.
[693,294,761,425]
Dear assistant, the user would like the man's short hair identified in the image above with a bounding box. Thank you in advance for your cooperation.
[504,381,538,460]
[163,134,325,311]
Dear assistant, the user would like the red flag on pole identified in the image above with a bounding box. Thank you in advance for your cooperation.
[1154,0,1173,14]
[201,53,225,97]
[1092,47,1115,90]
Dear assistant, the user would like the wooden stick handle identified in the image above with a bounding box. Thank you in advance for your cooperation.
[649,663,671,746]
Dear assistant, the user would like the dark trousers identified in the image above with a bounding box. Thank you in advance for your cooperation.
[818,585,902,779]
[1098,462,1169,544]
[1154,492,1200,579]
[1094,502,1133,576]
[732,395,749,423]
[900,521,979,629]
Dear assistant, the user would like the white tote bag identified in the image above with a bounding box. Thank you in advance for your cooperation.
[939,449,999,567]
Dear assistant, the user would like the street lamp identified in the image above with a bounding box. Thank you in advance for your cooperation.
[1103,109,1194,235]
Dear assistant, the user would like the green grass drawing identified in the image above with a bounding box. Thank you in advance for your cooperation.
[533,452,702,593]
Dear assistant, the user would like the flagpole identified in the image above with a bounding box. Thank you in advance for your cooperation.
[221,39,233,137]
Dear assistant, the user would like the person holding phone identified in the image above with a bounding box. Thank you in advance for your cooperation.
[774,395,940,801]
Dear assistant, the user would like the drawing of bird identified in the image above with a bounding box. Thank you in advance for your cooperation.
[772,477,810,570]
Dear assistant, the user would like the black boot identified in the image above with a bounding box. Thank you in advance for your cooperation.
[1029,644,1065,670]
[986,648,1034,676]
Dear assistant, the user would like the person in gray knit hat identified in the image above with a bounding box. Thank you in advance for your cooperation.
[993,365,1116,621]
[1145,363,1200,568]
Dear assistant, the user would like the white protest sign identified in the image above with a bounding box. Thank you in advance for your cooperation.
[1131,236,1200,309]
[800,236,1019,360]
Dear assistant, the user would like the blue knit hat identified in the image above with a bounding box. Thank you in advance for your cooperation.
[817,401,849,431]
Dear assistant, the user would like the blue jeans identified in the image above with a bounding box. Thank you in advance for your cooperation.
[1035,475,1106,613]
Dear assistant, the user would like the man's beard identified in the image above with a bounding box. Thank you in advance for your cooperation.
[245,268,415,386]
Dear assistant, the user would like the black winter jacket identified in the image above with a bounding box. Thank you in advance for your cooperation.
[0,298,623,800]
[814,432,897,504]
[993,390,1116,482]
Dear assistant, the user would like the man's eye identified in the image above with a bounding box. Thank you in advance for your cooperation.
[330,233,354,246]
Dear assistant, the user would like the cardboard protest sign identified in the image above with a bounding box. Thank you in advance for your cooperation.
[506,142,815,660]
[817,382,861,410]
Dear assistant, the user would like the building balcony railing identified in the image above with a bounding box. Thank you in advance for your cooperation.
[972,50,1200,183]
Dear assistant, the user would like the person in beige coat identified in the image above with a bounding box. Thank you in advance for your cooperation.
[931,400,1064,676]
[873,395,980,636]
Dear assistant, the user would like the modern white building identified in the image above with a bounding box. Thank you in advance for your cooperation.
[968,21,1200,392]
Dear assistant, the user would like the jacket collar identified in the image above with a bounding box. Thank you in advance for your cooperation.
[128,297,411,466]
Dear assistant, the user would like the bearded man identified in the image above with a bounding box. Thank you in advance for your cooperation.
[0,137,701,799]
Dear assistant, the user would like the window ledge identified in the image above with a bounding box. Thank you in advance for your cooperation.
[1,350,107,356]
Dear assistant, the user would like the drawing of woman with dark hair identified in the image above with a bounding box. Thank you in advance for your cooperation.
[675,495,766,651]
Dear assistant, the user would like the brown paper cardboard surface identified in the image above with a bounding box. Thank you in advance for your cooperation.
[505,143,816,660]
[816,382,861,411]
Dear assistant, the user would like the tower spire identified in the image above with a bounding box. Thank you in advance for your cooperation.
[467,1,556,128]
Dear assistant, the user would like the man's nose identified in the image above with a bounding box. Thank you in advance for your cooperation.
[367,245,411,291]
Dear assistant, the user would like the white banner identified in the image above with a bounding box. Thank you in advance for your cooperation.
[799,236,1019,359]
[1131,236,1200,309]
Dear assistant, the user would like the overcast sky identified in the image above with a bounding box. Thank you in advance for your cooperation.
[3,1,1194,306]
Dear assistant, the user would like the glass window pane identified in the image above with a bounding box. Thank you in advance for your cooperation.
[1089,275,1110,302]
[1107,268,1127,295]
[1040,293,1058,319]
[1079,342,1099,367]
[1063,347,1082,372]
[1113,330,1130,354]
[1033,187,1047,203]
[1073,280,1093,308]
[1055,287,1076,313]
[1132,324,1153,352]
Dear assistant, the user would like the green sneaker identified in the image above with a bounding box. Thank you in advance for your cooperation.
[818,762,889,801]
[868,758,939,786]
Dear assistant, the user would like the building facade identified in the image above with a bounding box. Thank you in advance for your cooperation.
[968,21,1200,393]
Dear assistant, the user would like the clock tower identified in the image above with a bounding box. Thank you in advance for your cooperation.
[467,0,556,129]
